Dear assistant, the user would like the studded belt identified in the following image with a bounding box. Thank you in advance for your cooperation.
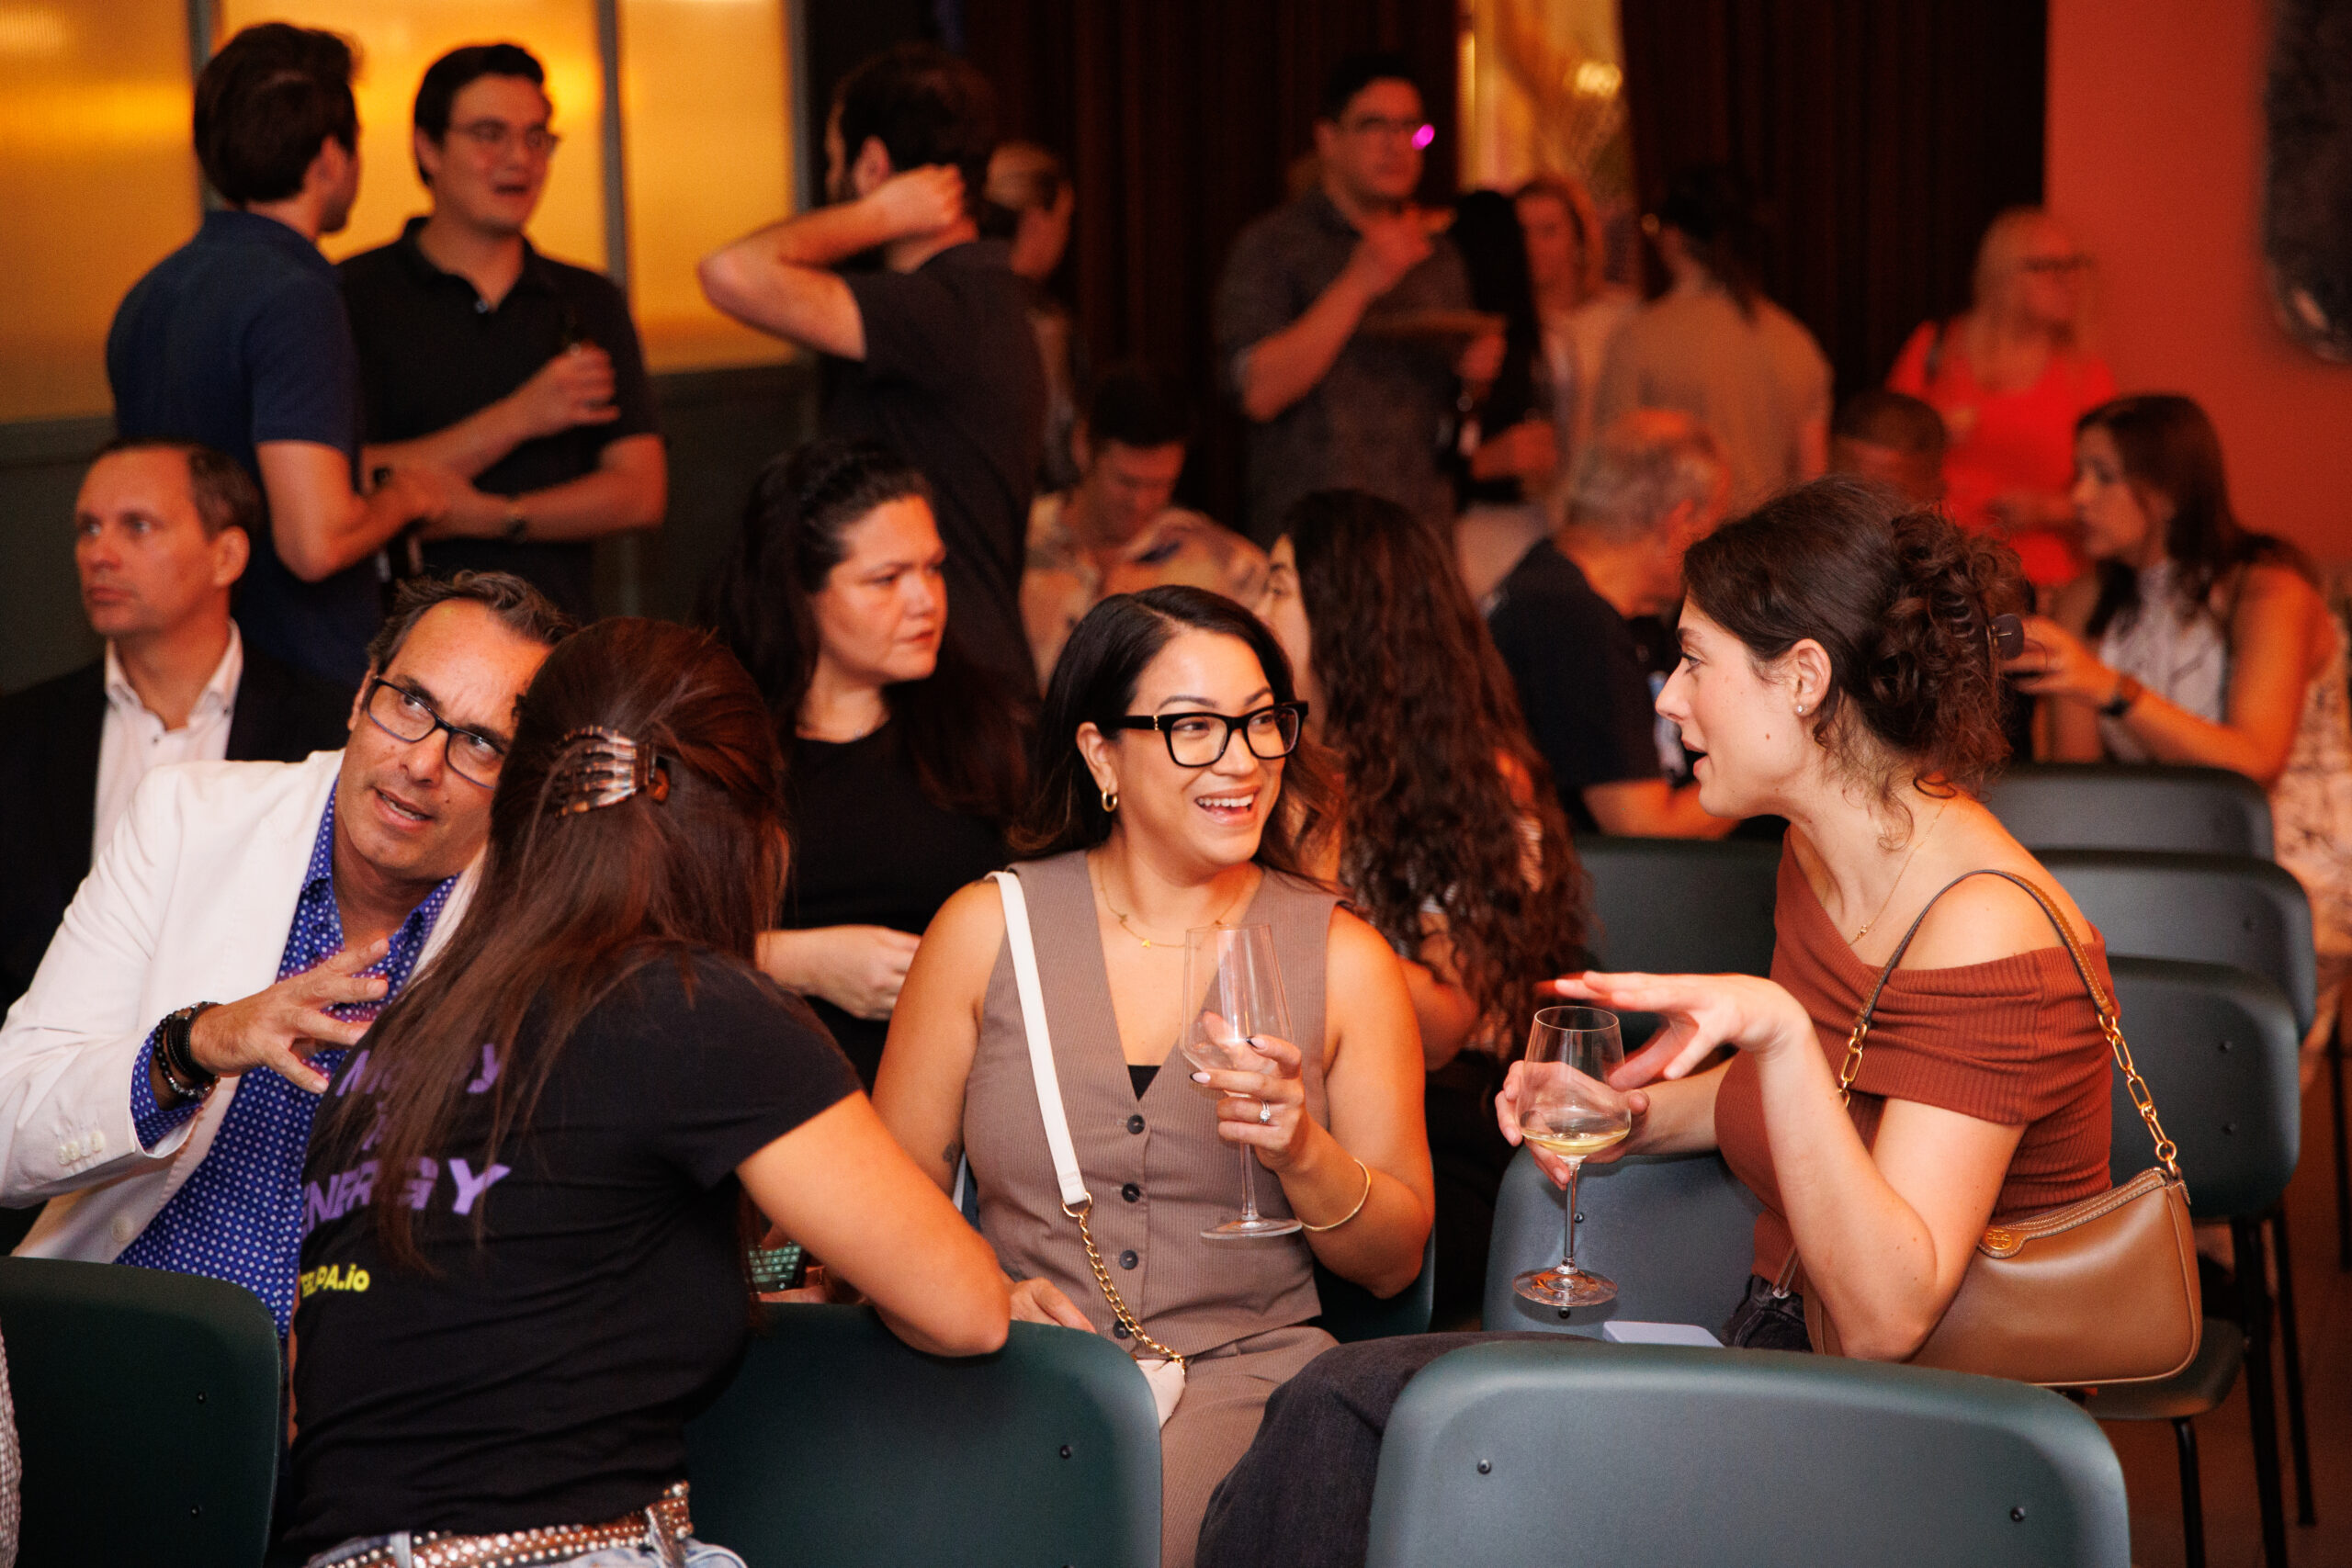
[323,1481,694,1568]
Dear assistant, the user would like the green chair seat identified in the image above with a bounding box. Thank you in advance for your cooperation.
[0,1256,281,1568]
[684,1303,1159,1568]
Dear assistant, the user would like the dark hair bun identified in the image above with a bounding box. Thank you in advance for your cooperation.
[1681,476,2029,795]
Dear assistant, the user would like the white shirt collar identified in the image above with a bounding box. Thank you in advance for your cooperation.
[103,622,243,728]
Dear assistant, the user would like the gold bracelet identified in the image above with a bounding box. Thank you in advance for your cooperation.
[1299,1156,1373,1232]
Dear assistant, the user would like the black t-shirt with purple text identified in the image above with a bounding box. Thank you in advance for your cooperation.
[283,951,858,1557]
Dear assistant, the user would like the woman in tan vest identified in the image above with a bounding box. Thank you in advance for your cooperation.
[879,586,1432,1568]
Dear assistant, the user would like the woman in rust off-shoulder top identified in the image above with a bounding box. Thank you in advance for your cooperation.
[1199,478,2118,1568]
[1521,475,2115,1355]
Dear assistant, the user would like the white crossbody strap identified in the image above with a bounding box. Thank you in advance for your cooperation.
[989,872,1090,1209]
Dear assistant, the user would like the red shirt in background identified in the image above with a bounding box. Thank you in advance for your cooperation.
[1888,320,2116,588]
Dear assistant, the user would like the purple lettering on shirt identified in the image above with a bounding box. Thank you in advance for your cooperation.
[447,1157,511,1216]
[466,1043,500,1095]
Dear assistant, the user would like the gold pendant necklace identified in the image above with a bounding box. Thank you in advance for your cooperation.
[1851,802,1950,943]
[1091,856,1248,949]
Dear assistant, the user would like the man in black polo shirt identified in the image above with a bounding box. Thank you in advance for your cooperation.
[1487,409,1736,839]
[339,44,664,622]
[699,43,1043,692]
[107,23,451,689]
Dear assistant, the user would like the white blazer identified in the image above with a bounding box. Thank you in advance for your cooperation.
[0,750,477,1261]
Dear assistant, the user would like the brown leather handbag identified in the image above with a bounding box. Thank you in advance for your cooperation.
[1796,870,2202,1388]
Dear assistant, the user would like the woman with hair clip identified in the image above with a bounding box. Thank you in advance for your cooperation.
[2008,392,2352,996]
[283,619,1009,1568]
[704,438,1025,1087]
[1201,479,2119,1568]
[1254,488,1588,1320]
[877,585,1432,1568]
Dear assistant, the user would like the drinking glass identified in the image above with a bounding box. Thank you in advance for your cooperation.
[1512,1005,1632,1306]
[1181,923,1303,1240]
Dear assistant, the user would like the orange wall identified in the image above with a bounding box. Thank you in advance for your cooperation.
[2048,0,2352,564]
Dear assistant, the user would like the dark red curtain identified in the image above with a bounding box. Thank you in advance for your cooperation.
[1618,0,2048,396]
[963,0,1461,524]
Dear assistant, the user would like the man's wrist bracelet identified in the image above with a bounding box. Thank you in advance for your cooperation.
[157,1003,220,1100]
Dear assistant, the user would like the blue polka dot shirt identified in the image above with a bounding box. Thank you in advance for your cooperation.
[119,792,457,1336]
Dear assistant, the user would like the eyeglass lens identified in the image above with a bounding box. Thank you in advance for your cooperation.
[1165,707,1301,767]
[367,681,506,786]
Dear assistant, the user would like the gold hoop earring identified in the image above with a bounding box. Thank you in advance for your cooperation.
[1100,787,1119,814]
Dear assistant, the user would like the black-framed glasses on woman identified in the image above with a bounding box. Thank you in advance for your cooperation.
[1110,703,1308,768]
[361,677,509,788]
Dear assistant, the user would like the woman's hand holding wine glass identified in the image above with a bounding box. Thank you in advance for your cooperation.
[1508,1006,1634,1307]
[1187,1019,1312,1168]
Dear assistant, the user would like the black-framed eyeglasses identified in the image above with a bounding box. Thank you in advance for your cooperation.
[1110,703,1308,768]
[362,677,509,788]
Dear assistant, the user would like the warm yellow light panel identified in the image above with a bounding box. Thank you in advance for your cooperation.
[216,0,607,273]
[618,0,795,372]
[0,0,201,421]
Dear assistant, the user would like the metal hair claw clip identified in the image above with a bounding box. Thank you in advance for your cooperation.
[1989,612,2026,661]
[549,727,671,815]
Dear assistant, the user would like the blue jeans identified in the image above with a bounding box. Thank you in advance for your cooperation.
[306,1539,746,1568]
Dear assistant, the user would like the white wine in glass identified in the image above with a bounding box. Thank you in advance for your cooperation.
[1181,923,1302,1240]
[1513,1005,1631,1307]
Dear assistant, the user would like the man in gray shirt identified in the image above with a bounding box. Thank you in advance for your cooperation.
[1215,53,1496,543]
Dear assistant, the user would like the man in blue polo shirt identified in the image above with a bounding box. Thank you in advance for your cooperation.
[107,22,453,690]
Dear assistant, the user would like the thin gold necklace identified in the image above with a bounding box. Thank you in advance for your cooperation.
[1851,802,1950,943]
[1091,856,1249,949]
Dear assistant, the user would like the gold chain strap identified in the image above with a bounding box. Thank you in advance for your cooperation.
[1061,1197,1188,1369]
[1839,869,2181,1181]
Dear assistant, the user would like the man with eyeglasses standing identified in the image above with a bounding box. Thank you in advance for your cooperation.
[0,574,568,1337]
[1215,52,1498,545]
[339,44,665,622]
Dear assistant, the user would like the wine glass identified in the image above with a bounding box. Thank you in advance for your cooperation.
[1181,923,1303,1240]
[1512,1005,1632,1307]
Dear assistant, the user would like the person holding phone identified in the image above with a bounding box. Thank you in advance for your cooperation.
[339,43,666,621]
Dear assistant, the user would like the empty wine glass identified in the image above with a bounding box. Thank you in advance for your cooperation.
[1181,923,1302,1240]
[1513,1005,1631,1307]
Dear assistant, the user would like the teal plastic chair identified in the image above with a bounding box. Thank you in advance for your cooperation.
[0,1255,281,1568]
[1575,835,1781,977]
[1984,762,2274,858]
[2078,957,2305,1568]
[1482,1147,1761,1336]
[684,1303,1160,1568]
[1364,1339,2131,1568]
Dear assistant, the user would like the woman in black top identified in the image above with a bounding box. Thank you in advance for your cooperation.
[288,618,1007,1565]
[706,440,1027,1085]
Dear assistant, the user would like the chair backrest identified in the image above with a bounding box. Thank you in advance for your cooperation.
[1576,835,1782,976]
[2038,849,2317,1035]
[684,1303,1160,1568]
[0,1256,281,1567]
[1483,1147,1763,1337]
[1985,762,2274,858]
[2106,956,2302,1222]
[1315,1229,1436,1343]
[1364,1339,2131,1568]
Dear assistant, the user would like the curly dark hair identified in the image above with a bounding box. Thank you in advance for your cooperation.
[1283,491,1589,1047]
[1681,476,2030,810]
[1012,586,1335,877]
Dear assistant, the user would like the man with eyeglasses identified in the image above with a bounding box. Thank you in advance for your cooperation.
[0,573,569,1335]
[338,44,665,622]
[1215,51,1497,544]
